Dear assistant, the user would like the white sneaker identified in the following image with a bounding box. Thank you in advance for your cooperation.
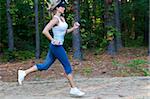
[18,70,26,85]
[70,87,85,97]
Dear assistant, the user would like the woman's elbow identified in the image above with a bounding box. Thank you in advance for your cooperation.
[42,30,47,35]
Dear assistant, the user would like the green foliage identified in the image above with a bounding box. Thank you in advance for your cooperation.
[106,26,121,41]
[112,60,124,67]
[106,26,121,37]
[63,34,72,51]
[0,0,148,62]
[0,0,7,47]
[83,67,93,76]
[126,59,148,67]
[121,0,149,46]
[94,39,108,54]
[126,59,150,76]
[0,50,35,62]
[124,36,144,47]
[112,59,150,76]
[80,0,106,51]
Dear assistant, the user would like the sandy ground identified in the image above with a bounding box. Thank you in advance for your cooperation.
[0,76,150,99]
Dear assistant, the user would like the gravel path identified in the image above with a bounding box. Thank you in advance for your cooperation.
[0,77,150,99]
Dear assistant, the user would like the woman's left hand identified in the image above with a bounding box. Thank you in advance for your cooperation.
[66,22,80,33]
[73,22,80,29]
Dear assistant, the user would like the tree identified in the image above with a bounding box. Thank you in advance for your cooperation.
[39,0,46,28]
[148,1,150,56]
[6,0,14,51]
[114,0,123,49]
[104,0,117,55]
[143,0,149,46]
[72,0,82,60]
[0,1,1,52]
[35,0,40,59]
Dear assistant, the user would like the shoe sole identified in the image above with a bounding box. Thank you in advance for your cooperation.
[70,93,85,97]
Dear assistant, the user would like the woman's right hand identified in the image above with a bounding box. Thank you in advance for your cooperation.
[51,39,61,45]
[73,22,80,29]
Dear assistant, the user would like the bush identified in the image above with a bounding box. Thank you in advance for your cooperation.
[0,50,35,62]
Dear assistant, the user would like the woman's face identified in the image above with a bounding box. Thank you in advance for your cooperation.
[57,6,65,14]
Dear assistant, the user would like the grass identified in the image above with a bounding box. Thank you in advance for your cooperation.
[112,59,150,76]
[83,67,93,76]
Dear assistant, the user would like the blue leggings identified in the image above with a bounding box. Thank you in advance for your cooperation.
[36,43,72,75]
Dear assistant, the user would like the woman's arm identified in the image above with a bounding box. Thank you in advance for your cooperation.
[42,17,58,41]
[66,22,80,33]
[66,27,76,33]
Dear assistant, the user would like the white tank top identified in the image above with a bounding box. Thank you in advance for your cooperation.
[52,15,68,45]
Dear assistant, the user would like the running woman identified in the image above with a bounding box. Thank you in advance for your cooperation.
[18,0,85,97]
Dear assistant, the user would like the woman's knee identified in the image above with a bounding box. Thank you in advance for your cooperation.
[36,64,50,71]
[65,66,72,75]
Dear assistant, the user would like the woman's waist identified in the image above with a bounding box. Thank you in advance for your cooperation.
[50,42,63,47]
[51,37,64,45]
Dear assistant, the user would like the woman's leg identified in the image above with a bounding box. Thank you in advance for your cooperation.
[50,45,85,96]
[50,45,74,86]
[18,48,56,85]
[66,74,75,88]
[24,65,38,75]
[18,65,38,85]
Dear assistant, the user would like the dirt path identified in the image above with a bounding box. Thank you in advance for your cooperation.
[0,77,150,99]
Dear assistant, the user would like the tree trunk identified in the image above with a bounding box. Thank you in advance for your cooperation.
[73,0,82,60]
[0,1,1,52]
[41,0,46,27]
[35,0,40,59]
[114,0,123,50]
[143,15,148,46]
[104,0,117,55]
[107,40,116,56]
[6,0,14,51]
[148,4,150,56]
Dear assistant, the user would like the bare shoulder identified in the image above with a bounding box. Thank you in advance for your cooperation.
[48,16,59,25]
